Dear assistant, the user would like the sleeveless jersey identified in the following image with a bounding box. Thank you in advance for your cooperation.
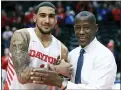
[4,28,61,90]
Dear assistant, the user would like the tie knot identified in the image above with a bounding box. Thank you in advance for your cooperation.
[80,49,85,54]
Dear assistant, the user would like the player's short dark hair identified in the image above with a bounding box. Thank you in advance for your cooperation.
[34,2,56,14]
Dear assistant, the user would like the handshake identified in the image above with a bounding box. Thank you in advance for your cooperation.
[28,59,73,87]
[18,57,73,86]
[29,58,73,86]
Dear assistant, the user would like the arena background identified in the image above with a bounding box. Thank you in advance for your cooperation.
[1,1,121,89]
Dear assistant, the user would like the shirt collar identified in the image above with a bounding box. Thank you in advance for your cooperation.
[79,37,97,53]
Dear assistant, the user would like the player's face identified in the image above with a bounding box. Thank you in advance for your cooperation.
[74,18,98,48]
[33,6,57,34]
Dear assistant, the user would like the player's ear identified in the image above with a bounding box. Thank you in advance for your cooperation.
[33,14,36,23]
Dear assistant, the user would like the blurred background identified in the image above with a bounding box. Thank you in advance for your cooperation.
[1,1,121,89]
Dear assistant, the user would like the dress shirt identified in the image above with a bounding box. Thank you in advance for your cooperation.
[67,38,117,89]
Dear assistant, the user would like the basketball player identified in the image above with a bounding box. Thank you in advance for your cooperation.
[4,2,72,90]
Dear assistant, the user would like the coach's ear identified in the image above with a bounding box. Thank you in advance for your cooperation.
[95,24,98,32]
[55,15,57,24]
[33,14,36,23]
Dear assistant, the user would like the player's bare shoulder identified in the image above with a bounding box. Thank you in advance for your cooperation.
[61,42,68,62]
[10,28,30,48]
[12,28,29,38]
[61,43,68,54]
[13,28,30,40]
[10,28,30,58]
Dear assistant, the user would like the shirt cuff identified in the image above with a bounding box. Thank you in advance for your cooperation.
[66,81,78,89]
[66,81,97,89]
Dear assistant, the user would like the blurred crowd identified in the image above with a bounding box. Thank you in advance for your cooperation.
[1,1,121,89]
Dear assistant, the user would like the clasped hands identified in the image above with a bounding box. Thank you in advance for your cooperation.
[29,59,73,86]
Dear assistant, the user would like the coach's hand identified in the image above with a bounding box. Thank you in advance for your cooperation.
[30,68,63,87]
[48,59,73,78]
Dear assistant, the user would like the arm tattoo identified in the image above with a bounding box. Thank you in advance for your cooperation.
[10,30,32,83]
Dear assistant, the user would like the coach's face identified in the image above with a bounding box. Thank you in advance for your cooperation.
[33,6,57,34]
[74,17,98,48]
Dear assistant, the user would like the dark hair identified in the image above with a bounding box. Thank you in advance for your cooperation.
[34,2,56,14]
[75,11,96,24]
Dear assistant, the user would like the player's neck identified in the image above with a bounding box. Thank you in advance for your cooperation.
[35,28,52,42]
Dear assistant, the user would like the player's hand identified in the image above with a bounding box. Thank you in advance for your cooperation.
[48,59,73,78]
[18,67,34,84]
[54,55,61,65]
[56,59,73,77]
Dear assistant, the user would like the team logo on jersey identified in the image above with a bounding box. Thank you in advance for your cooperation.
[29,49,57,64]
